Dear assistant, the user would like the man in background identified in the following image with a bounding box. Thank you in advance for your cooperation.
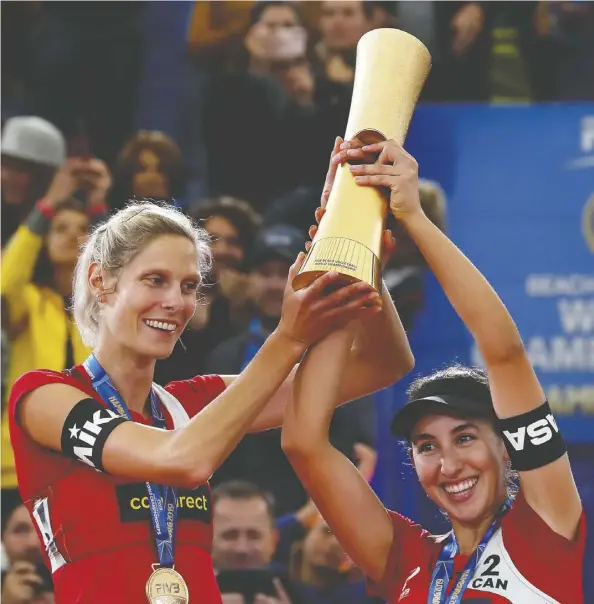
[213,481,301,604]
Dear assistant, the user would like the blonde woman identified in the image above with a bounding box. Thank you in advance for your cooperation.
[8,189,411,599]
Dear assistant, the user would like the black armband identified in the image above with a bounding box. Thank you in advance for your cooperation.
[498,401,566,471]
[60,398,128,471]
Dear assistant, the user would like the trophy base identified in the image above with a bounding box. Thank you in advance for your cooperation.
[292,237,382,296]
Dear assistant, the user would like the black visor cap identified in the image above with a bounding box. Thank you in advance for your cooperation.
[390,394,496,439]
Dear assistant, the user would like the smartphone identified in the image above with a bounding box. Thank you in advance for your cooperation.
[216,568,277,600]
[68,119,93,160]
[33,563,54,594]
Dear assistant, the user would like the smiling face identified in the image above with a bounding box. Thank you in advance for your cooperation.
[411,414,508,527]
[212,496,277,569]
[97,234,200,360]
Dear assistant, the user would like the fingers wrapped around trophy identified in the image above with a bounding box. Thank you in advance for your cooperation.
[292,28,431,297]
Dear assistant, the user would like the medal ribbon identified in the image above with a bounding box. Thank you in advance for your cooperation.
[427,498,512,604]
[84,354,178,568]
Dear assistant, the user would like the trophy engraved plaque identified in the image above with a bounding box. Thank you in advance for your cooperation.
[293,28,431,294]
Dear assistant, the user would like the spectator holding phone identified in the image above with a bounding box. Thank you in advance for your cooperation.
[198,1,323,209]
[0,157,111,511]
[1,116,66,246]
[1,498,54,604]
[213,481,304,604]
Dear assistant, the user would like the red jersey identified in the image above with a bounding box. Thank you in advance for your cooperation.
[8,366,227,604]
[368,493,586,603]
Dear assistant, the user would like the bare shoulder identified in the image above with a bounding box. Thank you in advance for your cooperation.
[19,381,96,451]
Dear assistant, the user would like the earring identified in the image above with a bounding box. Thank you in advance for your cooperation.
[96,292,104,304]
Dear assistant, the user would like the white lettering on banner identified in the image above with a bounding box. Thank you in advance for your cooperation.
[547,385,594,414]
[525,274,594,297]
[502,415,559,451]
[526,336,594,372]
[581,116,594,153]
[471,346,594,413]
[558,299,594,334]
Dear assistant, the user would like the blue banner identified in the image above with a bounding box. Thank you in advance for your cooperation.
[406,103,594,443]
[373,103,593,521]
[370,102,594,593]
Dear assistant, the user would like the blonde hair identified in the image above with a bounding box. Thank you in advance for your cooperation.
[73,201,211,347]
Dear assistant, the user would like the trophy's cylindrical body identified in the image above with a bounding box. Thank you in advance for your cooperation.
[292,29,431,294]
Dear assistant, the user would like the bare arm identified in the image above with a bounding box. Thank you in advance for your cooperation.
[20,260,382,488]
[281,329,394,581]
[243,141,414,432]
[322,139,415,401]
[224,279,412,433]
[347,278,413,396]
[399,211,582,539]
[1,216,44,326]
[20,330,304,489]
[351,138,582,540]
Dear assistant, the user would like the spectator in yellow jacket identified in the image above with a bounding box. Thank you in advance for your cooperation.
[1,157,111,508]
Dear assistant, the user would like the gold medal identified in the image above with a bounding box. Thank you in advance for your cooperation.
[146,566,189,604]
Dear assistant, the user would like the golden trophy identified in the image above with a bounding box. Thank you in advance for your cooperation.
[292,28,431,295]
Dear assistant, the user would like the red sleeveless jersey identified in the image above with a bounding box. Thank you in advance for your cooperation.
[8,366,227,604]
[367,492,587,603]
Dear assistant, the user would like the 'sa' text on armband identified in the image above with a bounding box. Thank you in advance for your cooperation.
[498,401,567,472]
[60,398,128,471]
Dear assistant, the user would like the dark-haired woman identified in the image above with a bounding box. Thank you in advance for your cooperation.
[281,138,586,603]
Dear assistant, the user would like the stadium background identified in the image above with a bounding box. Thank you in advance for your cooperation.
[2,1,593,599]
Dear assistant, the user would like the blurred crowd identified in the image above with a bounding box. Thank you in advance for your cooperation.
[1,1,592,602]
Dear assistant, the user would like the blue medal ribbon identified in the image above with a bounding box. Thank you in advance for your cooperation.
[427,498,512,604]
[83,354,177,568]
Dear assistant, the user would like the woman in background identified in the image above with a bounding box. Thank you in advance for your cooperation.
[1,157,111,511]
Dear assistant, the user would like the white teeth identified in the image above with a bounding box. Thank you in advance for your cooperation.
[444,478,478,494]
[144,320,176,332]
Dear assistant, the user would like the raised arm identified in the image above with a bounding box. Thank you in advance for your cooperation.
[1,159,108,328]
[1,208,46,328]
[18,258,381,489]
[242,139,414,432]
[350,139,582,540]
[281,328,394,581]
[323,137,414,399]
